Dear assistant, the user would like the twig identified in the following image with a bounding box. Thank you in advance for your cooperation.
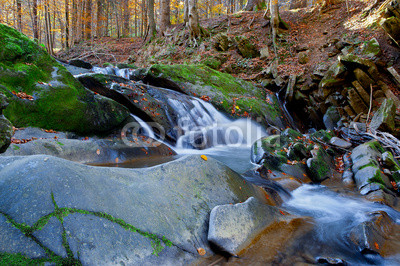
[366,84,373,130]
[248,15,255,29]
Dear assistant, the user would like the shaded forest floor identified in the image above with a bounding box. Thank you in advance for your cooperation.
[58,0,399,82]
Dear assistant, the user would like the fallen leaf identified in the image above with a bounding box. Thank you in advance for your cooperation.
[96,149,100,155]
[375,242,379,250]
[115,157,119,164]
[197,248,206,256]
[201,155,208,161]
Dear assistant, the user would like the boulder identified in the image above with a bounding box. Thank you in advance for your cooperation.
[380,17,400,42]
[260,47,270,60]
[0,92,12,153]
[350,211,400,256]
[0,155,266,264]
[369,99,397,133]
[0,23,130,134]
[213,33,231,51]
[298,50,309,64]
[354,68,375,90]
[360,38,381,60]
[323,106,341,130]
[306,146,333,182]
[135,64,289,129]
[330,137,352,149]
[235,36,260,59]
[2,138,175,165]
[208,197,290,256]
[68,59,93,69]
[319,61,347,97]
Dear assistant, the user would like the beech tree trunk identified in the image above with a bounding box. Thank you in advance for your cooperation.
[148,0,156,37]
[184,0,189,24]
[243,0,264,11]
[159,0,171,36]
[188,0,200,38]
[270,0,279,52]
[123,0,130,37]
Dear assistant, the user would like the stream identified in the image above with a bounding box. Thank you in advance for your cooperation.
[85,66,400,265]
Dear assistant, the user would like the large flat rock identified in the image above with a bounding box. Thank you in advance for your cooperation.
[0,154,266,264]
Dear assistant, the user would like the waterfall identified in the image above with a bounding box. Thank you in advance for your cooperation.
[130,114,155,139]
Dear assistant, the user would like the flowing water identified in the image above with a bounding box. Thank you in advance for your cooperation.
[88,66,400,264]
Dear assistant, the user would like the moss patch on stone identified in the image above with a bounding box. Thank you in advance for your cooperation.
[0,23,129,134]
[0,192,175,264]
[145,64,287,128]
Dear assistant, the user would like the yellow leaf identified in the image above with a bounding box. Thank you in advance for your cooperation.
[115,157,119,163]
[235,105,240,110]
[96,149,100,155]
[201,155,208,161]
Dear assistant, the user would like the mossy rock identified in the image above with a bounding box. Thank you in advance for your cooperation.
[360,38,381,59]
[306,146,333,182]
[141,64,288,129]
[0,23,129,134]
[234,36,260,59]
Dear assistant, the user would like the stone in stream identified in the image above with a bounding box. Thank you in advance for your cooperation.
[207,197,296,256]
[2,137,175,165]
[0,23,130,134]
[351,140,393,193]
[329,137,352,149]
[130,64,289,129]
[0,92,13,153]
[306,146,333,182]
[0,155,268,264]
[68,59,93,69]
[349,211,400,257]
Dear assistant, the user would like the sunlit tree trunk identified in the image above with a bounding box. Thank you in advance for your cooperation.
[270,0,279,53]
[16,0,22,32]
[188,0,200,38]
[148,0,156,37]
[44,0,54,55]
[183,0,189,24]
[32,0,39,40]
[243,0,263,11]
[86,0,92,40]
[159,0,170,36]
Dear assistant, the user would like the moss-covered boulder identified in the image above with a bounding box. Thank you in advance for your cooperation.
[137,64,289,129]
[0,23,130,134]
[370,99,397,135]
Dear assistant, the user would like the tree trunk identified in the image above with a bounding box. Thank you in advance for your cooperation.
[188,0,200,38]
[32,0,39,40]
[159,0,170,36]
[86,0,92,40]
[96,0,105,37]
[65,0,70,49]
[243,0,264,11]
[147,0,156,37]
[270,0,279,53]
[183,0,189,24]
[44,0,53,55]
[16,0,22,32]
[123,0,130,37]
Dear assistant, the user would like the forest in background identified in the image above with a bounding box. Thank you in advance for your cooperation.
[0,0,269,54]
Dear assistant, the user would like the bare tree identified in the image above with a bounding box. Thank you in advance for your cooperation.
[16,0,22,31]
[86,0,92,40]
[270,0,279,53]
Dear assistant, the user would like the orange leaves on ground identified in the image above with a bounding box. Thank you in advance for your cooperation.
[11,137,37,144]
[43,129,57,133]
[12,91,34,101]
[374,242,380,250]
[200,95,210,102]
[201,155,208,161]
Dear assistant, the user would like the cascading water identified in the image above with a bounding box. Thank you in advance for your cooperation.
[81,65,400,264]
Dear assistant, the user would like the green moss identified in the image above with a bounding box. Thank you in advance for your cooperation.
[0,23,129,134]
[366,140,384,153]
[200,58,222,70]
